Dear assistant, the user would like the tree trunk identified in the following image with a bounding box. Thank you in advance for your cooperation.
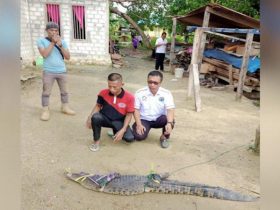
[110,7,153,49]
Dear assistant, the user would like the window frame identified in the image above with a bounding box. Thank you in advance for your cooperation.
[71,5,87,41]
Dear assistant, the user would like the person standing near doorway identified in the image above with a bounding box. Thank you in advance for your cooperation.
[155,32,168,71]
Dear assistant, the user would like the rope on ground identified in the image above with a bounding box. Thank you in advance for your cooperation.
[169,144,248,176]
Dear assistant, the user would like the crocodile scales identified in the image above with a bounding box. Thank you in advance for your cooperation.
[65,171,258,202]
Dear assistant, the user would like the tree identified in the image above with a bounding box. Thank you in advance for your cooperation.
[110,6,153,49]
[110,0,260,46]
[213,0,260,18]
[110,0,155,49]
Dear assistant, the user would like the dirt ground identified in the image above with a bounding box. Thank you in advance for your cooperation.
[21,49,260,210]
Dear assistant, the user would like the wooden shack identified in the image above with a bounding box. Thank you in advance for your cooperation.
[169,3,260,111]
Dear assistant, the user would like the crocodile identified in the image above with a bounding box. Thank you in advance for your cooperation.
[65,171,259,202]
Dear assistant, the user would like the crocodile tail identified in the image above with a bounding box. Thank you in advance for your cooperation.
[184,186,259,202]
[148,181,259,202]
[183,186,259,202]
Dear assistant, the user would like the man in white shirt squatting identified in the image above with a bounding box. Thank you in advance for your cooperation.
[133,70,175,148]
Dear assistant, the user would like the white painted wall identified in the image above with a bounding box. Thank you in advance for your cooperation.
[21,0,111,66]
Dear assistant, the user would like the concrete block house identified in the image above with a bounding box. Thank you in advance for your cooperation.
[21,0,111,66]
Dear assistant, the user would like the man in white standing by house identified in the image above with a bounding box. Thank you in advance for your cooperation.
[37,21,75,121]
[155,32,168,71]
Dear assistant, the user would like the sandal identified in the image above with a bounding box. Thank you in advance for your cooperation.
[160,138,169,148]
[89,143,100,152]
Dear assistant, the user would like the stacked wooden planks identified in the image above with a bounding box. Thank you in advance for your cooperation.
[202,57,260,92]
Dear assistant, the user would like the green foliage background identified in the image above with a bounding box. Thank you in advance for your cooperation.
[124,0,259,34]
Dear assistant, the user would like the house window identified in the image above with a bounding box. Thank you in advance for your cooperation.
[46,4,61,34]
[72,5,86,39]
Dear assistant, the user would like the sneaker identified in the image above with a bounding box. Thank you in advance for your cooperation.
[89,144,100,152]
[160,139,169,148]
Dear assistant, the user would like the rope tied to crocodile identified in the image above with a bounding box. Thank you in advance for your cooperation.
[74,172,120,188]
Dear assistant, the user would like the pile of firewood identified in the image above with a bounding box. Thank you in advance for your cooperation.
[168,44,193,71]
[173,49,192,69]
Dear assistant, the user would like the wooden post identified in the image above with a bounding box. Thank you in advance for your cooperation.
[188,7,210,100]
[192,64,202,112]
[187,64,193,96]
[109,39,114,54]
[197,7,210,71]
[228,65,233,85]
[254,125,260,153]
[236,32,254,100]
[169,17,177,72]
[188,28,204,97]
[202,7,211,27]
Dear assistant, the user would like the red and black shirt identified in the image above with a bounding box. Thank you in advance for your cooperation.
[97,88,135,121]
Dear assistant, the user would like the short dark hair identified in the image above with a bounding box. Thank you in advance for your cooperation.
[147,70,163,82]
[45,21,59,30]
[108,73,122,82]
[162,32,167,36]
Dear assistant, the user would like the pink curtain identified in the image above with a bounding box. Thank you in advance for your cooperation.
[46,4,60,24]
[73,6,84,29]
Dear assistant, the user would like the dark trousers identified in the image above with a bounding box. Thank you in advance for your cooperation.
[155,53,165,71]
[91,112,134,142]
[132,115,171,141]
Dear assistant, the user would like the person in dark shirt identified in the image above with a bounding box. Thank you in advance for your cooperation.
[86,73,135,152]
